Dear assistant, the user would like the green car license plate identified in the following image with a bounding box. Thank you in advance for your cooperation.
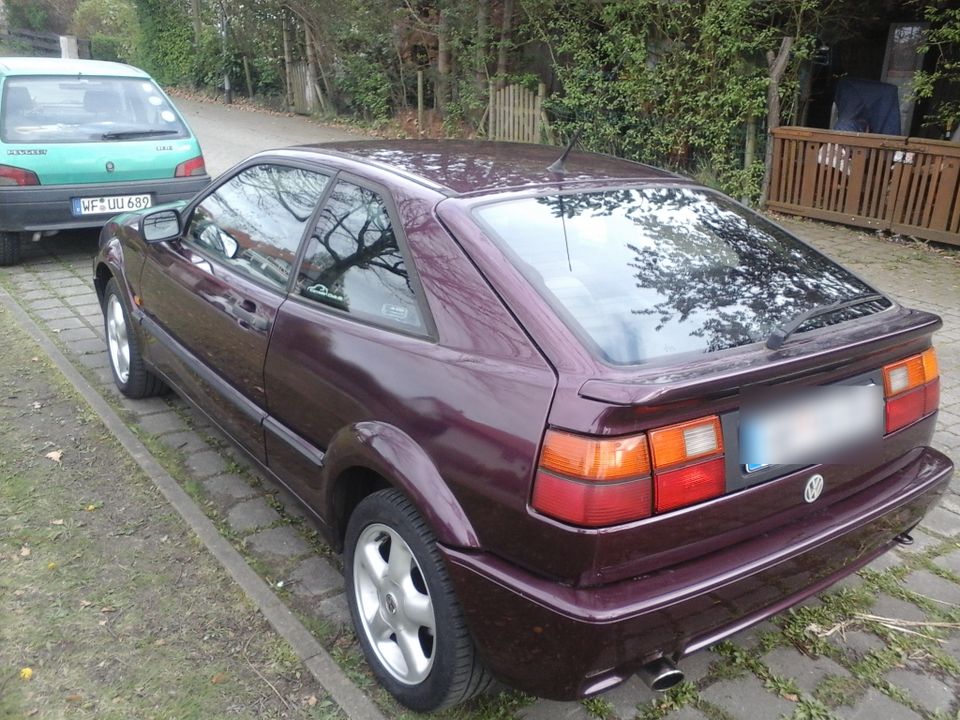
[71,193,153,216]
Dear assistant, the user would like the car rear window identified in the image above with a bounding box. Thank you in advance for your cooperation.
[1,75,189,144]
[475,187,890,364]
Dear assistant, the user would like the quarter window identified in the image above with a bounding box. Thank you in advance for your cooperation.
[296,181,424,332]
[186,164,329,291]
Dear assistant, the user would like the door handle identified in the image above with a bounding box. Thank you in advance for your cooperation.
[231,300,270,331]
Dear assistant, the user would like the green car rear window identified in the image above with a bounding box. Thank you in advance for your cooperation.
[1,75,189,144]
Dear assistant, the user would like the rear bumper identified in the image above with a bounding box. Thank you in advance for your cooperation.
[442,446,953,700]
[0,176,209,233]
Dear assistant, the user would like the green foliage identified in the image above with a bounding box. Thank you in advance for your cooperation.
[337,53,393,124]
[526,0,813,201]
[90,34,125,62]
[72,0,140,63]
[913,3,960,133]
[3,0,53,32]
[132,0,196,84]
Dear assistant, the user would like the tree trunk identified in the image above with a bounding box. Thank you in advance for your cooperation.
[304,24,328,114]
[475,0,488,89]
[436,9,450,114]
[495,0,513,89]
[761,36,793,206]
[191,0,202,48]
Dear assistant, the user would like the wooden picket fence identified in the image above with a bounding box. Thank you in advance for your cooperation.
[767,127,960,245]
[485,82,547,143]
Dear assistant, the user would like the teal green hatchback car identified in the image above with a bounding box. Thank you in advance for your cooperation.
[0,57,210,265]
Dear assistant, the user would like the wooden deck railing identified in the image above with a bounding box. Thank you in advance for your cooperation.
[766,127,960,245]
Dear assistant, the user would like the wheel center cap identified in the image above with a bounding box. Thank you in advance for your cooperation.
[384,593,398,615]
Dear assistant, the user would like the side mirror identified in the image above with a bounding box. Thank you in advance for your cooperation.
[199,223,239,259]
[141,209,181,243]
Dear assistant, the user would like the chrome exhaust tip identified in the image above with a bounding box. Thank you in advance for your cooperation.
[637,657,684,692]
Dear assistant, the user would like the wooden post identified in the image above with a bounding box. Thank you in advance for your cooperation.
[417,70,425,134]
[761,36,793,206]
[282,13,294,111]
[242,55,254,99]
[743,115,757,202]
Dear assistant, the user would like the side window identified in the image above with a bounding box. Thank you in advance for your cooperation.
[295,181,425,333]
[186,164,329,291]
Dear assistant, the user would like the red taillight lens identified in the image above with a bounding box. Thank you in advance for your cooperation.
[532,416,727,527]
[532,471,652,526]
[533,430,652,526]
[0,163,40,186]
[654,457,725,513]
[883,348,939,433]
[174,155,206,177]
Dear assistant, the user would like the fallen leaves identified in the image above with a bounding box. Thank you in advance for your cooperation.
[44,449,63,464]
[19,667,33,681]
[19,545,30,557]
[50,519,65,526]
[210,672,228,685]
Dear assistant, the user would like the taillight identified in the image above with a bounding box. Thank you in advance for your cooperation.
[531,415,726,527]
[650,417,725,513]
[532,430,652,526]
[883,348,939,433]
[0,163,40,186]
[174,155,206,177]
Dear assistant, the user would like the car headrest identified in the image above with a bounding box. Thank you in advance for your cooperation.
[5,86,33,114]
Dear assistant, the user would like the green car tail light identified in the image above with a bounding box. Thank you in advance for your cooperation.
[0,163,40,186]
[175,156,207,177]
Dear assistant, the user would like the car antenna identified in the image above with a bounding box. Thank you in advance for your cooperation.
[546,128,583,175]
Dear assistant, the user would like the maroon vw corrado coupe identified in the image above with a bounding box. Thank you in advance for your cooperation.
[93,141,953,711]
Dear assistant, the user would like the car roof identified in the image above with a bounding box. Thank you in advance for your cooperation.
[292,140,682,197]
[0,57,151,79]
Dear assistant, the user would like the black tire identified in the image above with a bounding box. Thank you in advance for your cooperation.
[102,278,165,398]
[0,232,21,266]
[344,488,492,711]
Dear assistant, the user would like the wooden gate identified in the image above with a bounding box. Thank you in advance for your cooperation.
[288,61,311,114]
[766,127,960,245]
[485,82,546,143]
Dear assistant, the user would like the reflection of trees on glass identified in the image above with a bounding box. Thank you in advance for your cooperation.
[482,188,886,363]
[297,181,422,330]
[187,165,328,289]
[535,189,883,353]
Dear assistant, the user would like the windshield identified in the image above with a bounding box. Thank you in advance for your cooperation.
[475,187,889,364]
[1,75,189,143]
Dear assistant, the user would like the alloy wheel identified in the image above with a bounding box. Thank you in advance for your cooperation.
[352,522,437,685]
[106,293,131,385]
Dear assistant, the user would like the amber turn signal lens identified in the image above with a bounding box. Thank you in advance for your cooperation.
[649,416,723,470]
[883,348,938,398]
[540,430,651,481]
[921,347,939,382]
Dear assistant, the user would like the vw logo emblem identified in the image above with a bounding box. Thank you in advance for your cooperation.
[804,474,825,503]
[106,161,115,173]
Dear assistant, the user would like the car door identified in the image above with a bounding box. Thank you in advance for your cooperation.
[262,177,434,512]
[138,162,331,461]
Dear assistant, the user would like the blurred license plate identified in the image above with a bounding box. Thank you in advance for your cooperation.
[740,385,883,467]
[71,193,152,216]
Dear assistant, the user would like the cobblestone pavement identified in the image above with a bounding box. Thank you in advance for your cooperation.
[2,121,958,719]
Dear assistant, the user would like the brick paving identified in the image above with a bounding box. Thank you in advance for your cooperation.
[1,215,958,719]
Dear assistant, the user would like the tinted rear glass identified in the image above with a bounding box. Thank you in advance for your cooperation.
[1,75,189,143]
[475,187,888,364]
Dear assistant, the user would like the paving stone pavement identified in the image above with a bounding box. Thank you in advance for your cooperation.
[1,217,959,720]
